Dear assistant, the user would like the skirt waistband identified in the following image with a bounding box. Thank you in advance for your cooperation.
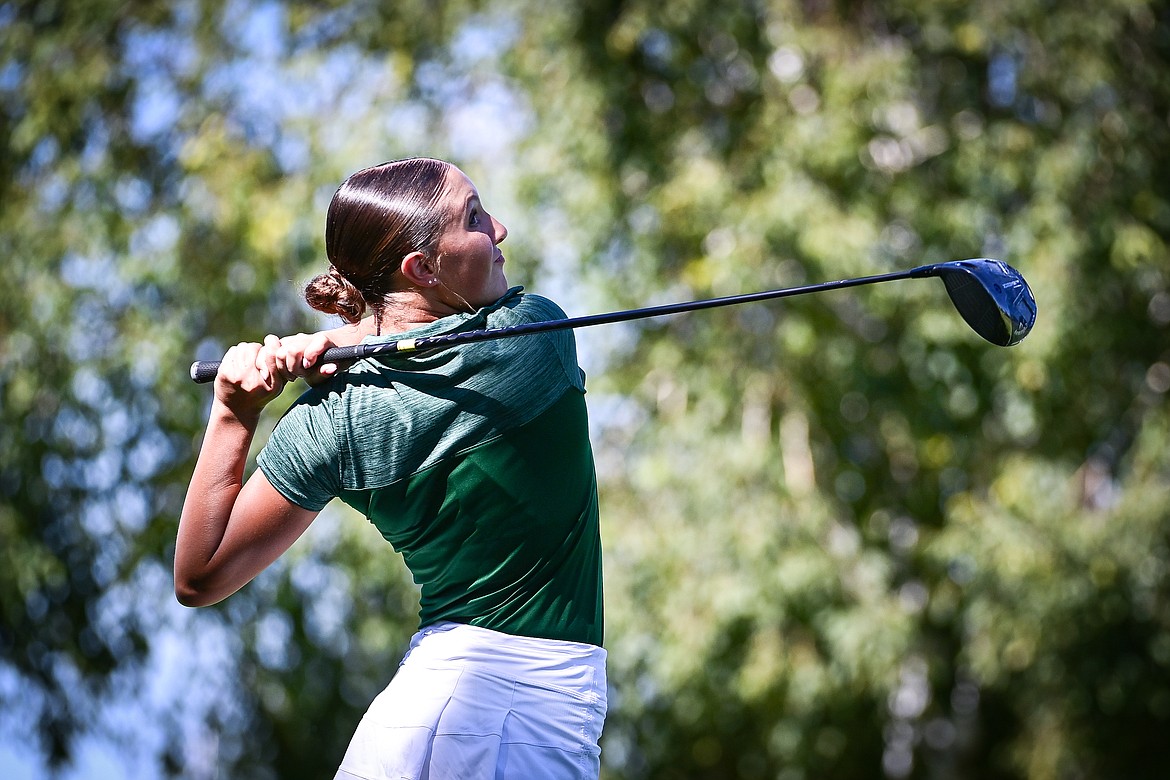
[402,621,607,695]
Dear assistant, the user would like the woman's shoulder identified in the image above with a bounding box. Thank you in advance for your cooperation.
[493,289,569,324]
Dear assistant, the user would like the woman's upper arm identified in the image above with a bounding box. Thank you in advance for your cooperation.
[176,470,320,607]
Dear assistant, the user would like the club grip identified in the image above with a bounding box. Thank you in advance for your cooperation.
[189,344,369,384]
[189,359,222,384]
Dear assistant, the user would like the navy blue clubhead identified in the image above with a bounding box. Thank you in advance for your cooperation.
[915,259,1037,346]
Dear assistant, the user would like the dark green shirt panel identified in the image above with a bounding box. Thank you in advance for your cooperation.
[338,389,603,646]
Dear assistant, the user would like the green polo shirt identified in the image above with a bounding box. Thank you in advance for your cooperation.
[256,289,603,646]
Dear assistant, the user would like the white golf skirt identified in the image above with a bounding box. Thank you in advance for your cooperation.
[334,622,608,780]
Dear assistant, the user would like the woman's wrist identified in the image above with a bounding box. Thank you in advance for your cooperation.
[209,397,264,432]
[323,316,377,346]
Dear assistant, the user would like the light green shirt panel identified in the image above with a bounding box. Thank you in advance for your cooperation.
[258,289,584,511]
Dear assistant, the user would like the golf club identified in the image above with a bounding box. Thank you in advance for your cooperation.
[190,258,1037,384]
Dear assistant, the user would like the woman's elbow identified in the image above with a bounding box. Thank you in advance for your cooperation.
[174,577,224,608]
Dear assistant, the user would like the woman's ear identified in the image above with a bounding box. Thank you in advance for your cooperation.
[400,251,439,288]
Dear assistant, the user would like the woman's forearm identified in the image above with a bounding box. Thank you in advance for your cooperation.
[175,341,319,607]
[174,401,258,604]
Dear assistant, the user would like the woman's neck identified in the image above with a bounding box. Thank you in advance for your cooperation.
[375,290,465,335]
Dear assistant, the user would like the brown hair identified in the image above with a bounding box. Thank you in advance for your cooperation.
[304,158,452,324]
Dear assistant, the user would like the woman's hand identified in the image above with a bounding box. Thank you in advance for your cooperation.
[214,340,287,423]
[264,332,345,386]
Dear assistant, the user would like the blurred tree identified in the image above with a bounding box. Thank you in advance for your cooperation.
[1,0,1167,778]
[501,0,1170,778]
[0,0,471,775]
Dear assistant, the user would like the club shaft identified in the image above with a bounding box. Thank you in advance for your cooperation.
[190,265,932,383]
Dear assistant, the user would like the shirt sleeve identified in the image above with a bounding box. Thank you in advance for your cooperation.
[517,295,587,393]
[256,392,342,512]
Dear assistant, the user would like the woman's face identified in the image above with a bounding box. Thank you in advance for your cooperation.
[432,167,510,310]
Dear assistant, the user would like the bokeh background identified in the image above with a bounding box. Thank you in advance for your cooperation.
[2,1,1169,778]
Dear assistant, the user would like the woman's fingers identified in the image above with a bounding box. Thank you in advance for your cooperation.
[300,333,341,384]
[259,334,283,382]
[301,333,333,369]
[215,342,284,414]
[267,332,341,385]
[223,332,347,393]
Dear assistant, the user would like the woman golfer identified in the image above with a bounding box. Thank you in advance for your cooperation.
[175,157,607,779]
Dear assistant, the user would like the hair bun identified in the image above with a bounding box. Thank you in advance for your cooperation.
[304,265,367,324]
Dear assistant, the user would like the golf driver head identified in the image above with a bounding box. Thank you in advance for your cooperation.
[924,258,1037,346]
